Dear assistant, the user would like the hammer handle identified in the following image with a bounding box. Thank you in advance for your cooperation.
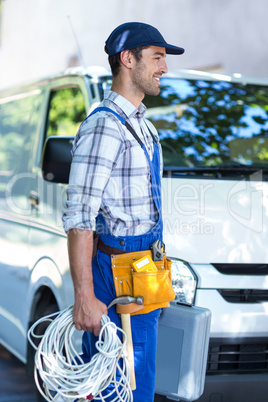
[121,313,136,390]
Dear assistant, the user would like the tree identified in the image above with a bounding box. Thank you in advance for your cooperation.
[144,78,268,167]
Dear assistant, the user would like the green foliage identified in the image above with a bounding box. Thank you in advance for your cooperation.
[0,86,86,178]
[0,92,43,174]
[47,87,86,137]
[144,78,268,167]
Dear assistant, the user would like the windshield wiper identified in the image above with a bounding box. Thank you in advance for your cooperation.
[208,162,268,172]
[212,161,260,169]
[164,163,267,172]
[163,164,268,178]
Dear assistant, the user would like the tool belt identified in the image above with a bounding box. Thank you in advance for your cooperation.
[110,248,176,315]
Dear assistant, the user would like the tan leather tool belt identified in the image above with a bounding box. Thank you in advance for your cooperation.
[111,249,175,315]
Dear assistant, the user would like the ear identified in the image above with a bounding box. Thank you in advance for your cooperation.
[120,50,134,69]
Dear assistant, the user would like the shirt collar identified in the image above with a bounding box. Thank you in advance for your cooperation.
[104,90,147,120]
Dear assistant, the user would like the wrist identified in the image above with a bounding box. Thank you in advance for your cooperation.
[74,282,94,300]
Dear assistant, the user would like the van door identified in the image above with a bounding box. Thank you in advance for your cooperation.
[27,83,88,320]
[0,88,44,360]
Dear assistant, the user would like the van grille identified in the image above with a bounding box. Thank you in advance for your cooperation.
[207,339,268,374]
[212,263,268,275]
[218,289,268,303]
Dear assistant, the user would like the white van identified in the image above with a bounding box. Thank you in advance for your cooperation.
[0,66,268,402]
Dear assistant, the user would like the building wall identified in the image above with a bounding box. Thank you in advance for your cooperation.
[0,0,267,90]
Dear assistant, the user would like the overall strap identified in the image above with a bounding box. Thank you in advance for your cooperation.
[89,106,156,147]
[90,106,126,124]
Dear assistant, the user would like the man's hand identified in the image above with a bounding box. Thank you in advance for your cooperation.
[73,293,108,336]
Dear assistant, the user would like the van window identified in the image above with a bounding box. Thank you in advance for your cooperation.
[145,78,268,170]
[46,86,87,138]
[0,90,43,191]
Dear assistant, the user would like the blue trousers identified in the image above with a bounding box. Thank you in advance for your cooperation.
[81,250,160,402]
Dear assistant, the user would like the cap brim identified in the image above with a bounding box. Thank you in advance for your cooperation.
[165,44,185,55]
[148,41,185,55]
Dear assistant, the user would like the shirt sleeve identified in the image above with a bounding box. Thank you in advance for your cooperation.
[62,114,124,232]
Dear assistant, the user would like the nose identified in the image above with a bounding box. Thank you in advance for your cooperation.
[160,58,168,74]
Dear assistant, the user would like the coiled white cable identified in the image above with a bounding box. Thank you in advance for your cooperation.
[27,306,133,402]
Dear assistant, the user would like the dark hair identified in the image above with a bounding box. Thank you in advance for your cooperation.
[105,45,149,77]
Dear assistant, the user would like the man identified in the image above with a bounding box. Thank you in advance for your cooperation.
[63,22,184,401]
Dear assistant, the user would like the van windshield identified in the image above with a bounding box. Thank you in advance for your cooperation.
[144,77,268,174]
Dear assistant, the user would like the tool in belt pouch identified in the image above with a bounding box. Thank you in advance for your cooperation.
[111,248,175,315]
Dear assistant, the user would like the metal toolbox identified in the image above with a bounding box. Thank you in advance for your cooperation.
[155,303,211,401]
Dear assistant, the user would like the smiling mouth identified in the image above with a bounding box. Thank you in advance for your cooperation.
[154,76,161,84]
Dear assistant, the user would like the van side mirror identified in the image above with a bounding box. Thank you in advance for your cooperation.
[42,136,74,184]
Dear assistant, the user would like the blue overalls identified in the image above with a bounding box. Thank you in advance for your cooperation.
[81,108,163,402]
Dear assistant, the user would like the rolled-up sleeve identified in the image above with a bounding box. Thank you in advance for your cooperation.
[62,114,124,232]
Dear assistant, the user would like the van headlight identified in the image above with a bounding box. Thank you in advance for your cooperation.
[171,259,197,306]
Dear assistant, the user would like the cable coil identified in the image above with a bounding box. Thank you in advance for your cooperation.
[28,306,133,402]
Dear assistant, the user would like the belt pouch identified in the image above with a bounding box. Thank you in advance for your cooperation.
[111,250,175,315]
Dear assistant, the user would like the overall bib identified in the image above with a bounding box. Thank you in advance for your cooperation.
[81,108,163,402]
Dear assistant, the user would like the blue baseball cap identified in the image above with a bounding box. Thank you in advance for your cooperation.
[105,22,185,56]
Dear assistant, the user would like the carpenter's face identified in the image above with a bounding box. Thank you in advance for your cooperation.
[131,46,168,97]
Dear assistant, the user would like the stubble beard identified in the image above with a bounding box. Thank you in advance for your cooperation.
[132,62,160,98]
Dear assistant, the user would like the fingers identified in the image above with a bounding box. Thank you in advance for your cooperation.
[73,315,101,334]
[93,321,102,337]
[75,322,82,331]
[72,298,108,336]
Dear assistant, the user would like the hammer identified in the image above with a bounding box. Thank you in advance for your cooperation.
[108,295,144,390]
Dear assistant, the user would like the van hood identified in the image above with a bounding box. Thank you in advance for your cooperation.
[162,175,268,264]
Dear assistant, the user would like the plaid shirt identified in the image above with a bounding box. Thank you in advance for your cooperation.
[63,91,162,237]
